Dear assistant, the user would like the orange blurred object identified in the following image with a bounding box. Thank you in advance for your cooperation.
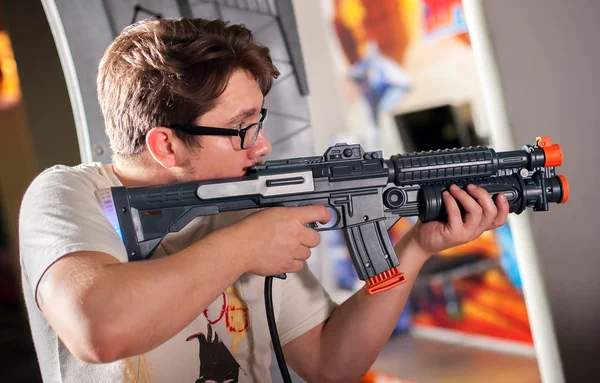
[362,370,419,383]
[438,231,500,259]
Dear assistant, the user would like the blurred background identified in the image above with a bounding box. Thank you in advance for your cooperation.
[0,0,598,382]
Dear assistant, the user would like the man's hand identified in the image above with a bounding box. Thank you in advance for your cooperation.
[411,184,510,257]
[226,206,331,276]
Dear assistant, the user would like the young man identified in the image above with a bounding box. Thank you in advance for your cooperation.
[19,18,509,382]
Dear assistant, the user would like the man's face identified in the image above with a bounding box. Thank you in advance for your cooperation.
[181,69,272,181]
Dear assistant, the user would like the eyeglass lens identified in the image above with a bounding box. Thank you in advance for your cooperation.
[241,110,266,149]
[242,124,261,149]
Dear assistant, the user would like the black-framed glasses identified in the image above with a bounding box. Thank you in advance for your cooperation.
[167,108,268,150]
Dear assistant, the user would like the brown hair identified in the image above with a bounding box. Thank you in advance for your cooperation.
[97,18,280,159]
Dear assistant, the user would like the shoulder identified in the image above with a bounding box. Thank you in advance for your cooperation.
[23,163,115,198]
[20,162,117,215]
[28,163,113,190]
[19,164,129,283]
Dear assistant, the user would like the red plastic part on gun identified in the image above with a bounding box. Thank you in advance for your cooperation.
[557,175,570,203]
[536,136,570,203]
[365,267,407,295]
[536,136,563,168]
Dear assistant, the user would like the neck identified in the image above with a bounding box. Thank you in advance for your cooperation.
[111,155,173,188]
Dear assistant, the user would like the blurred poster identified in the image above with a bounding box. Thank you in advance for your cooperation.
[389,220,533,344]
[0,30,21,307]
[422,0,469,40]
[0,31,21,110]
[327,0,533,345]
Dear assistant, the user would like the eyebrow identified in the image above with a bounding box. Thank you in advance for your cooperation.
[227,108,259,126]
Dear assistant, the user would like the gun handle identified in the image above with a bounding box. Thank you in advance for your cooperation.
[343,220,407,295]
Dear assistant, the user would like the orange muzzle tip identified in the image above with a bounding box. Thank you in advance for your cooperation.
[365,266,407,295]
[536,136,563,167]
[557,175,570,203]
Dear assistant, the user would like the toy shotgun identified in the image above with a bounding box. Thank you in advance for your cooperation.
[96,136,569,295]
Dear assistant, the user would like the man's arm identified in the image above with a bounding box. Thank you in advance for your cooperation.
[37,205,330,364]
[283,184,509,382]
[37,229,247,363]
[282,234,426,382]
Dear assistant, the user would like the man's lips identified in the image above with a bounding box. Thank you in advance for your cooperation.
[247,160,263,168]
[242,160,263,174]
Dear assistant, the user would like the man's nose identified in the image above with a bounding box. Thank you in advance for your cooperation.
[249,130,271,158]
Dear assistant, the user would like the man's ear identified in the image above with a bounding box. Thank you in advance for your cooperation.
[145,127,180,169]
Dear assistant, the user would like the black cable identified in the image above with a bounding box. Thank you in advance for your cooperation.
[264,276,293,383]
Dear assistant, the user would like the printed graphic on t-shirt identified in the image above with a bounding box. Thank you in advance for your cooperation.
[123,354,151,382]
[186,286,251,382]
[203,287,250,353]
[187,324,241,382]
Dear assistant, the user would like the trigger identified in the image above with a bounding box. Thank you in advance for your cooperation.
[306,222,318,229]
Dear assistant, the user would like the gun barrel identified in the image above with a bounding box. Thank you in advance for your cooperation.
[387,144,562,187]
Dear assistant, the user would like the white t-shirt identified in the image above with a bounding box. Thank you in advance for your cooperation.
[19,163,338,383]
